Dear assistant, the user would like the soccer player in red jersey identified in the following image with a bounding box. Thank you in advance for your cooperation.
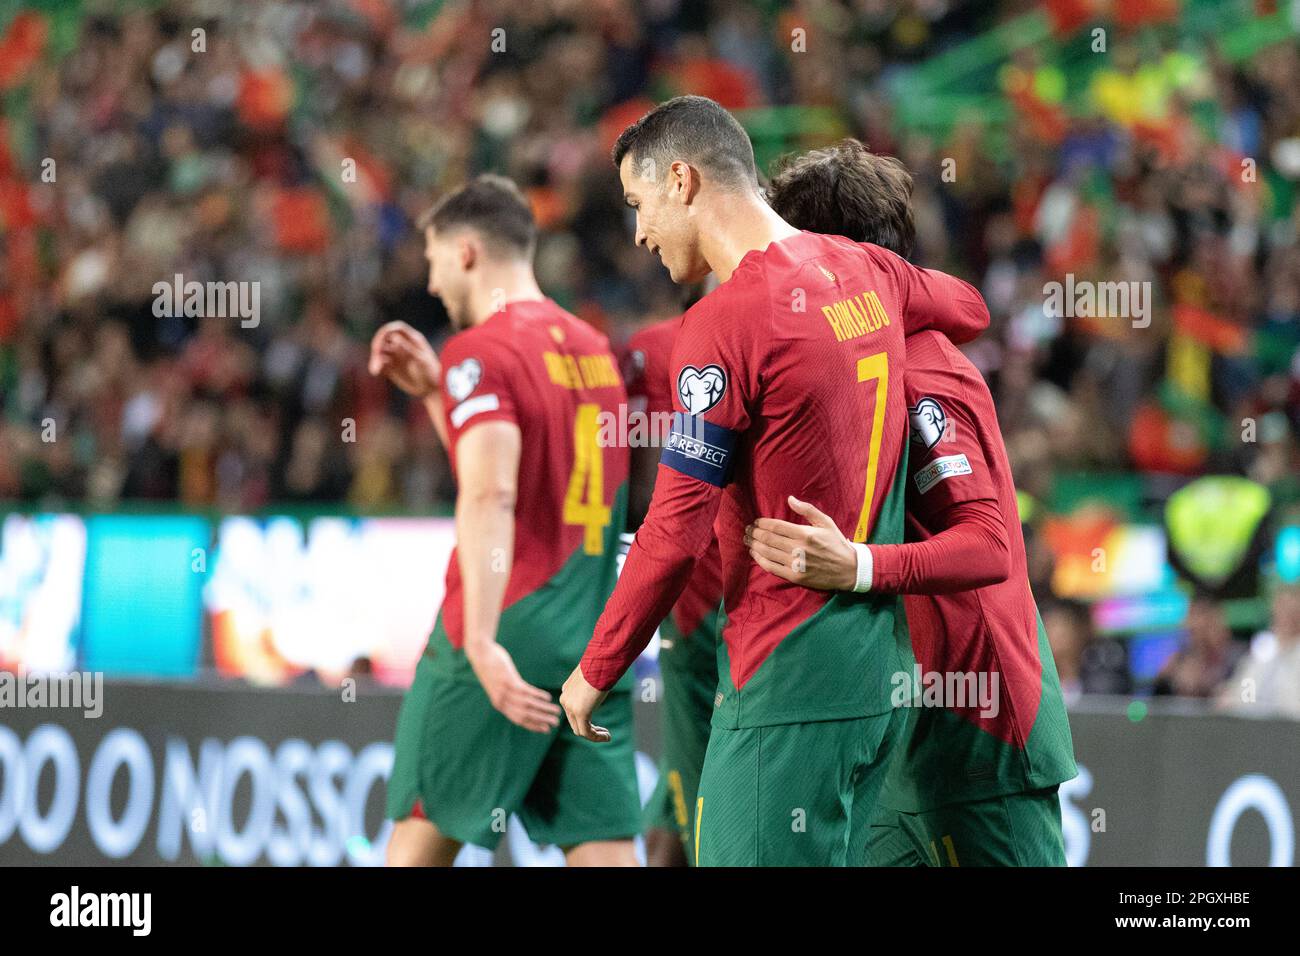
[372,175,639,866]
[621,299,725,866]
[559,97,988,865]
[748,140,1077,865]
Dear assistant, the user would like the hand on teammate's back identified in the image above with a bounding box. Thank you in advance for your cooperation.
[465,641,563,734]
[745,495,858,592]
[368,321,442,398]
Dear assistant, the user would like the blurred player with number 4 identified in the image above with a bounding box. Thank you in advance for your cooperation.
[373,176,639,866]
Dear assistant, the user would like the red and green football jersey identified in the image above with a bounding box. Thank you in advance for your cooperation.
[582,232,988,727]
[878,329,1077,810]
[428,299,630,690]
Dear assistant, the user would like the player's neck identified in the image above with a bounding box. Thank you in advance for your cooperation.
[466,264,546,326]
[700,193,800,283]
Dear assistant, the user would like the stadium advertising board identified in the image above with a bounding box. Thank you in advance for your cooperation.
[0,512,456,686]
[0,682,1294,866]
[0,514,86,675]
[204,514,453,686]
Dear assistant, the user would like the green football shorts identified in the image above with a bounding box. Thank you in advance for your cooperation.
[860,786,1067,866]
[386,655,641,850]
[694,708,902,866]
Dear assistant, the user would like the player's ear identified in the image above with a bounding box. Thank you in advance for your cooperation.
[669,160,697,206]
[458,235,477,271]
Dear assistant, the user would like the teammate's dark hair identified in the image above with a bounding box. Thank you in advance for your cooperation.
[611,95,758,190]
[416,174,536,258]
[766,139,915,258]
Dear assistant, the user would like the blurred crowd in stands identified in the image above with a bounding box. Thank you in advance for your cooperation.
[0,0,1298,707]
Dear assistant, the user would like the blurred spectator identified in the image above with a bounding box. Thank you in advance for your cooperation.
[1044,598,1131,704]
[1153,596,1245,698]
[1,0,1295,521]
[1217,583,1300,718]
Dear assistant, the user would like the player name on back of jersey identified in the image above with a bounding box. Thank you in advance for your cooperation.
[820,289,891,343]
[542,351,621,390]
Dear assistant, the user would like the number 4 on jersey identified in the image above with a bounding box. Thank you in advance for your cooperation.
[564,402,611,554]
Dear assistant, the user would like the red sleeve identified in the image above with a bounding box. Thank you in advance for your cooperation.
[902,338,999,515]
[438,332,519,456]
[863,244,990,344]
[580,464,722,689]
[865,332,1009,594]
[867,498,1009,593]
[579,287,759,690]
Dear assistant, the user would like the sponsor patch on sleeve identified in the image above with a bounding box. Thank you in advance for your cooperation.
[660,412,737,487]
[914,453,972,494]
[449,393,500,428]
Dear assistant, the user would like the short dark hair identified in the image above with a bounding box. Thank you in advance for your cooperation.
[611,95,758,190]
[766,139,915,258]
[416,174,536,257]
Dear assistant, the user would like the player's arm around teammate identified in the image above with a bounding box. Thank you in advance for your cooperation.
[744,493,1010,594]
[748,142,1077,867]
[751,139,1008,594]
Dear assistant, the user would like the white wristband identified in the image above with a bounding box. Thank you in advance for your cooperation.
[851,543,873,593]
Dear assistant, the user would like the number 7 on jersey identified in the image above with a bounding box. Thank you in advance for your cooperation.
[853,352,888,544]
